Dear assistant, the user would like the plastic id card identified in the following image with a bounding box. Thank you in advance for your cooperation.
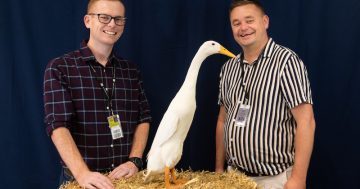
[235,104,250,127]
[107,114,124,139]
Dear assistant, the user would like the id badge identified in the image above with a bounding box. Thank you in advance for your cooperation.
[107,114,124,140]
[235,104,250,127]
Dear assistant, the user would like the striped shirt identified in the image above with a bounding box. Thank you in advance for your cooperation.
[43,41,152,172]
[218,38,313,176]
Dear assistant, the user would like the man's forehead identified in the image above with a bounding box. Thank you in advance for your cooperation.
[89,1,124,11]
[231,8,263,19]
[231,4,264,14]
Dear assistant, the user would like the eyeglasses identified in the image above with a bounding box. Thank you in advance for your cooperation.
[88,13,127,26]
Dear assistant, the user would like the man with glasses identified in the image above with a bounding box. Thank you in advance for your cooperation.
[43,0,151,188]
[216,0,315,189]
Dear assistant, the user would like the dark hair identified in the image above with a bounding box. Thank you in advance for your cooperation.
[229,0,266,15]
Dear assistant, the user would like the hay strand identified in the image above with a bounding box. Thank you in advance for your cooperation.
[60,170,260,189]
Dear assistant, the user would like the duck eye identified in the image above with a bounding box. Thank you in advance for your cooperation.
[212,43,215,45]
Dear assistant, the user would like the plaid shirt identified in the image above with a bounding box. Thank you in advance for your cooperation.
[43,41,152,172]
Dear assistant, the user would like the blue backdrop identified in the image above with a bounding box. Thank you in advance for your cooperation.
[1,0,360,188]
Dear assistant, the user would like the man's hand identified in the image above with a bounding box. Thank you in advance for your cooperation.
[76,170,114,189]
[108,161,138,179]
[51,128,114,189]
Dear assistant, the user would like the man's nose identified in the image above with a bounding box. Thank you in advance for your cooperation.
[239,23,248,31]
[107,18,116,27]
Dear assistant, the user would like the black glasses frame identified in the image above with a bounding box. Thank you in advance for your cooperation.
[88,13,127,26]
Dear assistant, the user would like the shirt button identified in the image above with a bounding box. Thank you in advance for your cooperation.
[230,138,234,142]
[110,144,114,148]
[111,164,114,167]
[106,106,109,110]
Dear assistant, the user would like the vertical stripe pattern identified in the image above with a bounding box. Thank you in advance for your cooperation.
[218,39,313,176]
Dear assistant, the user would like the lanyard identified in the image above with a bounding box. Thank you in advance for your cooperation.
[88,62,116,115]
[237,49,265,104]
[237,53,251,104]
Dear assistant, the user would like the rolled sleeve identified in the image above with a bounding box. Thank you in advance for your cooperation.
[136,69,152,124]
[43,58,74,136]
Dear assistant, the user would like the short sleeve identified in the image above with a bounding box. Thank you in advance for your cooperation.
[280,54,313,109]
[218,65,226,106]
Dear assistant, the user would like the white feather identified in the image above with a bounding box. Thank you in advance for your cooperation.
[144,41,235,180]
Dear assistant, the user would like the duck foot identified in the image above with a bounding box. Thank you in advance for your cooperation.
[164,167,191,189]
[173,178,188,185]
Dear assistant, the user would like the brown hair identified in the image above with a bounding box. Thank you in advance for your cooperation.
[229,0,266,15]
[87,0,124,13]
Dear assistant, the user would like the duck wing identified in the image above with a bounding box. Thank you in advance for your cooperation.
[148,110,180,157]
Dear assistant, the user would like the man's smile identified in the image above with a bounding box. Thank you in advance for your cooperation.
[104,30,117,35]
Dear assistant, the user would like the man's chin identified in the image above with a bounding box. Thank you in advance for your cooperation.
[101,38,119,45]
[238,40,254,48]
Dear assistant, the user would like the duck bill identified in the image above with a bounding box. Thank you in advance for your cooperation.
[219,46,236,58]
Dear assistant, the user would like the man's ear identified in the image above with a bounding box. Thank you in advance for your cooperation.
[263,15,269,30]
[84,15,91,29]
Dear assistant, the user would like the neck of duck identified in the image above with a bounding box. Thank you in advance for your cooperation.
[180,51,208,91]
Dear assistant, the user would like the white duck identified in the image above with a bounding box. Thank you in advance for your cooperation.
[144,41,235,188]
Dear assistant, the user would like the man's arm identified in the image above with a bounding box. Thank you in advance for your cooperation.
[108,122,149,179]
[52,127,114,189]
[215,106,226,173]
[285,103,316,189]
[129,122,150,158]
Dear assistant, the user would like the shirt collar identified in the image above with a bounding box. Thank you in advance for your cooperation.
[236,37,275,65]
[79,40,117,66]
[262,38,275,58]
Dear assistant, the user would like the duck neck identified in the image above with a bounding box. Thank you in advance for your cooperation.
[181,51,207,90]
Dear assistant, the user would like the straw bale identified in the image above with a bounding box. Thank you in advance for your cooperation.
[60,170,260,189]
